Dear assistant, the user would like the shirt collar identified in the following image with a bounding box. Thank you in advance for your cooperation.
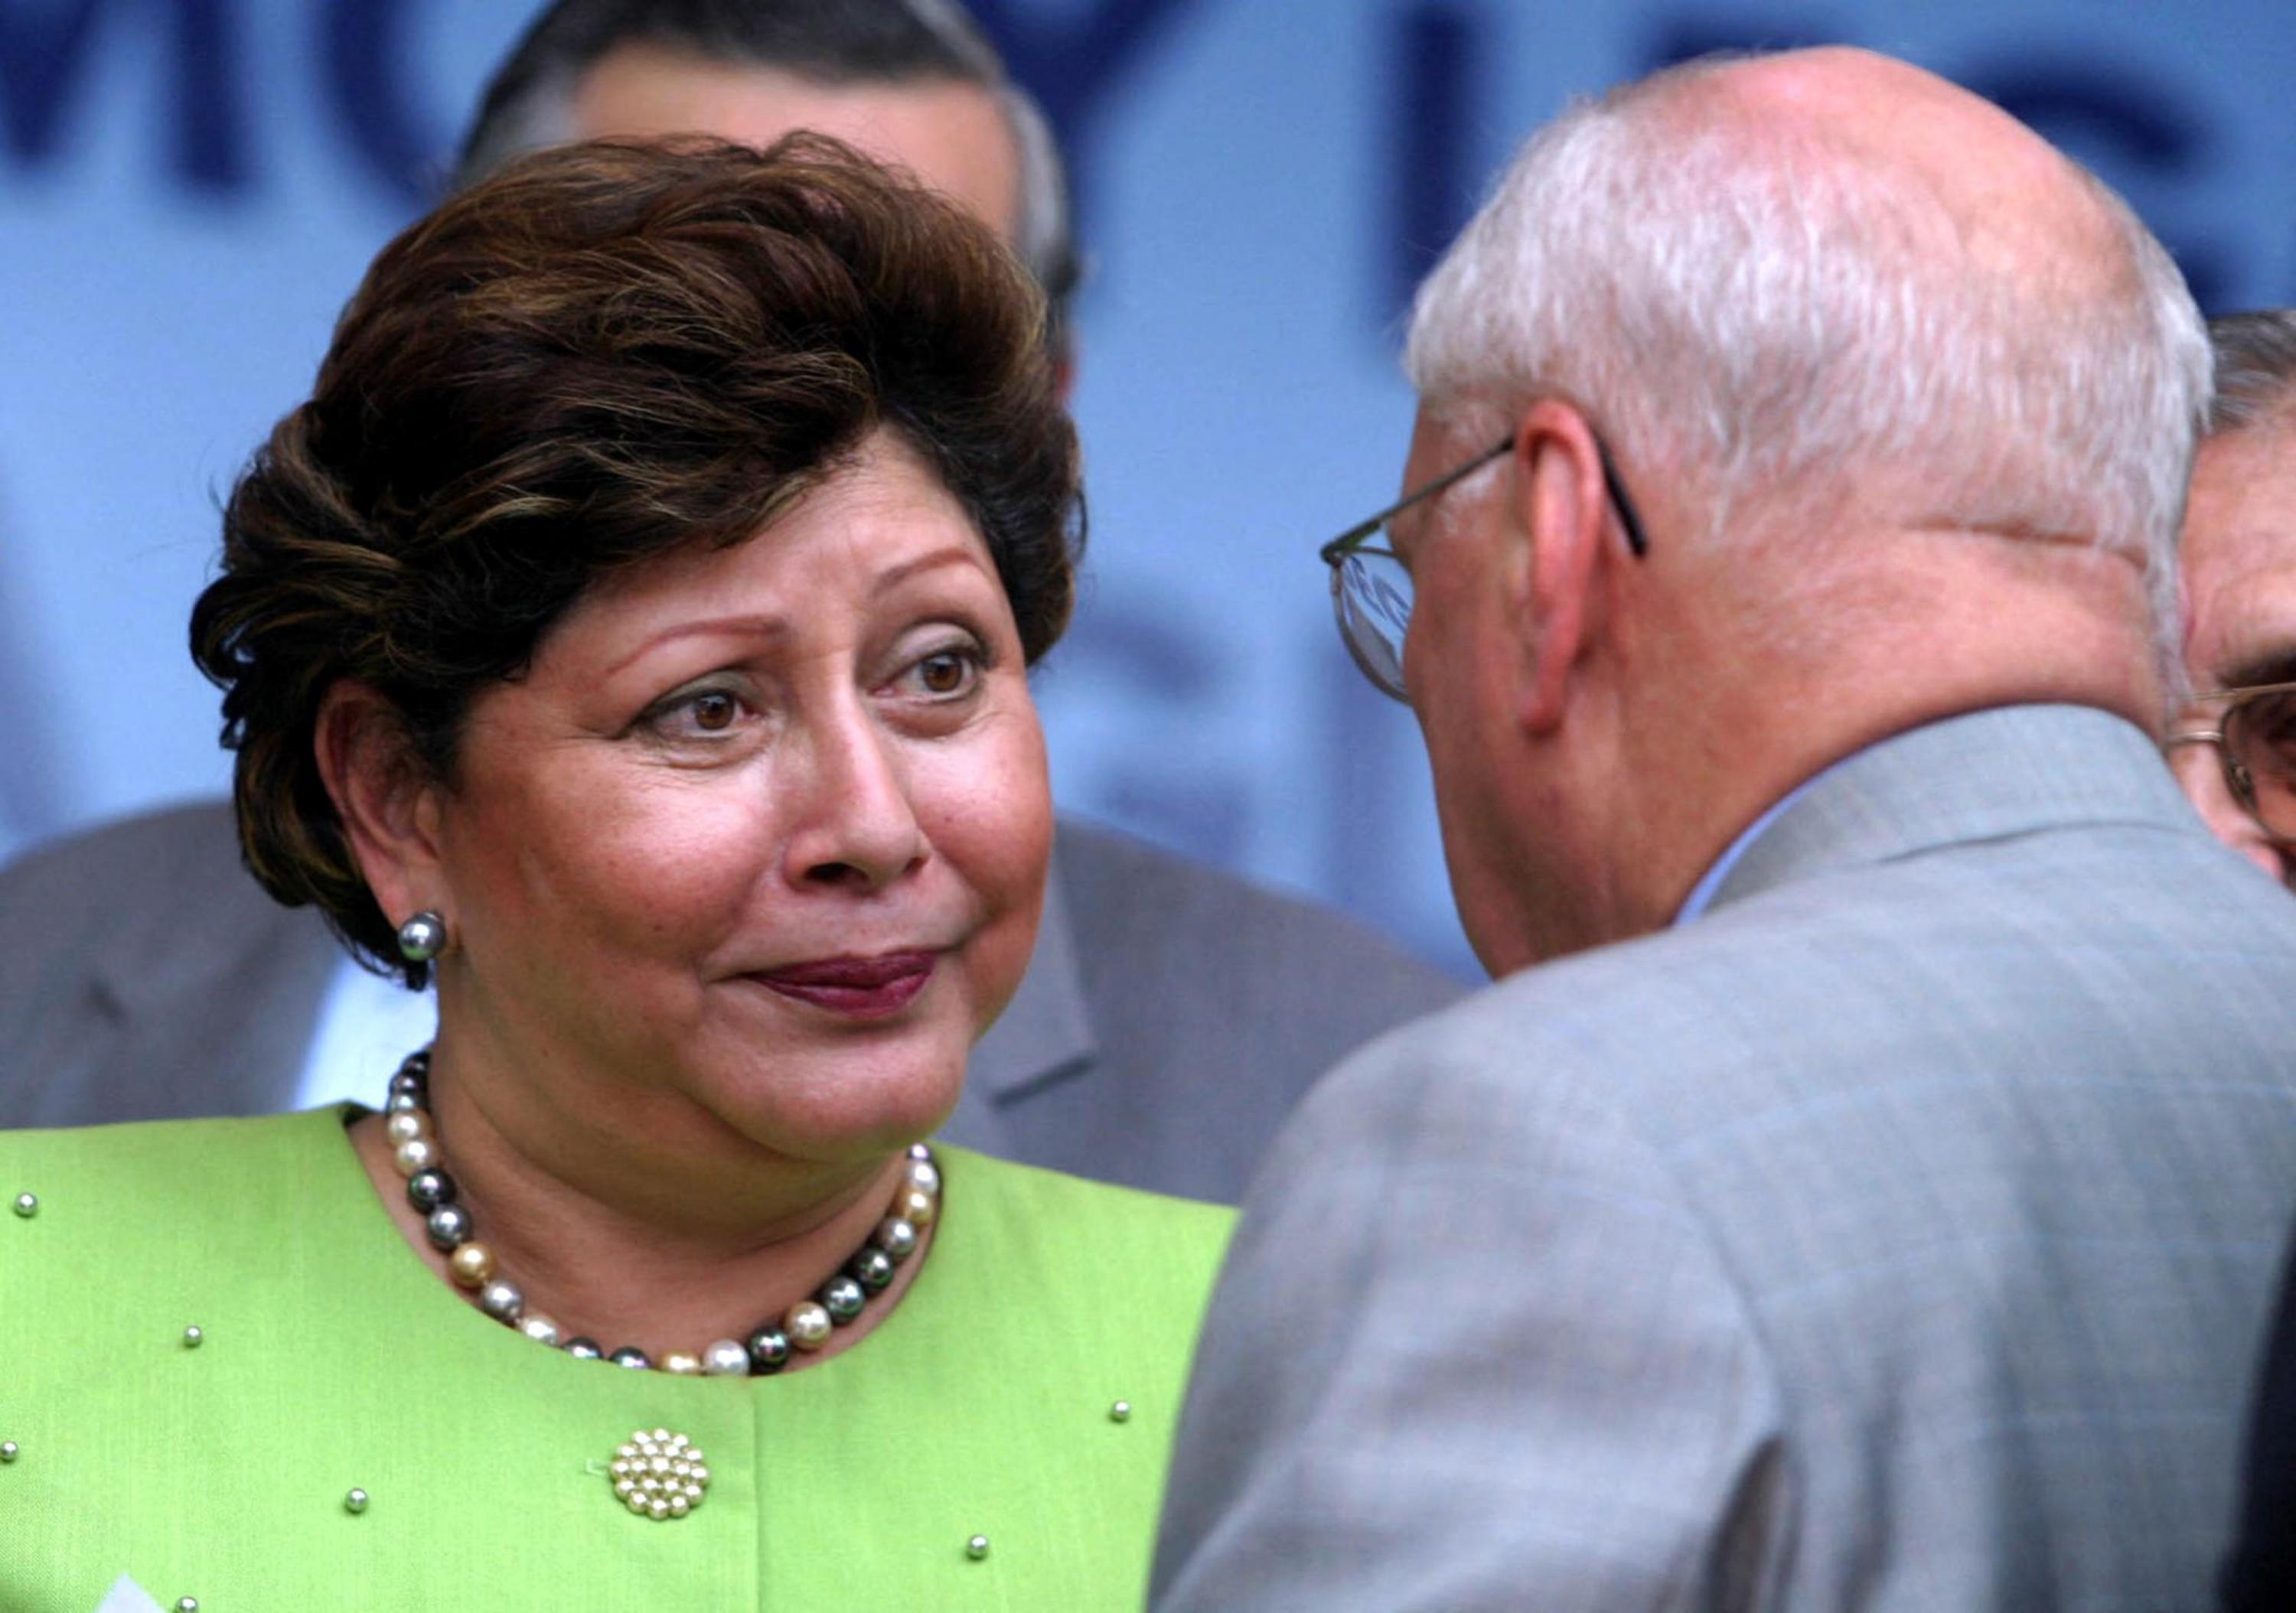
[1672,771,1825,926]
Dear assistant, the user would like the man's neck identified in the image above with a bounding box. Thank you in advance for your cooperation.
[1608,536,2161,942]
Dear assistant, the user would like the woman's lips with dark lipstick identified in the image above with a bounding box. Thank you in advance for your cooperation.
[751,952,937,1018]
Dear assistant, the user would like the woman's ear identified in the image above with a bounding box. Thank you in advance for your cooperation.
[314,681,445,930]
[1505,399,1616,735]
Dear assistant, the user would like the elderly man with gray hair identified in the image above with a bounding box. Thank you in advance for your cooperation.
[1153,47,2296,1611]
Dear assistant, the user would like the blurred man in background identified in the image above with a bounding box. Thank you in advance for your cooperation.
[2169,309,2296,887]
[0,0,1459,1202]
[1155,47,2296,1608]
[2174,309,2296,1613]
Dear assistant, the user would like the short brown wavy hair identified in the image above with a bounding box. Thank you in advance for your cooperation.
[191,135,1082,985]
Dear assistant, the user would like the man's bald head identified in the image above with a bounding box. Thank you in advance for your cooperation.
[1406,47,2206,662]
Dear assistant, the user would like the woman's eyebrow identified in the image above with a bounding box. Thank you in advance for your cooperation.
[604,614,793,677]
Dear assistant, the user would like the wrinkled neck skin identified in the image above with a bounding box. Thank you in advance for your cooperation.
[347,1072,934,1367]
[1574,523,2163,955]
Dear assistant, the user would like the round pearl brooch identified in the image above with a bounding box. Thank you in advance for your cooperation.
[609,1428,709,1520]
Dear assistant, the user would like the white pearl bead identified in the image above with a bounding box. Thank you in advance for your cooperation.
[393,1136,439,1177]
[785,1301,833,1348]
[660,1352,702,1375]
[518,1312,563,1347]
[906,1158,941,1198]
[702,1339,749,1376]
[383,1110,430,1147]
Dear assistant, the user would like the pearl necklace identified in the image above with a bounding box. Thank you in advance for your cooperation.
[379,1048,939,1375]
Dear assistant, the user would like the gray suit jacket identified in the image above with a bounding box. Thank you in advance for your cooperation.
[0,803,1461,1203]
[1155,705,2296,1609]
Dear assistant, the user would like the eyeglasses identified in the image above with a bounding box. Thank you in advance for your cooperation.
[1318,431,1652,702]
[2167,681,2296,844]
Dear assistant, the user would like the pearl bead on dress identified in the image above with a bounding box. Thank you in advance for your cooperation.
[876,1217,919,1259]
[784,1302,834,1350]
[892,1185,937,1227]
[425,1205,473,1251]
[820,1276,866,1323]
[448,1243,496,1289]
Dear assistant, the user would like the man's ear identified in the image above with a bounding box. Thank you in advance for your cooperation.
[314,680,446,932]
[1505,399,1615,735]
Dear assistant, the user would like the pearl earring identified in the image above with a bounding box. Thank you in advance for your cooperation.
[396,911,448,963]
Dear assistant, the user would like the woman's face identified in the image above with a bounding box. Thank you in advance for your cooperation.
[423,431,1051,1167]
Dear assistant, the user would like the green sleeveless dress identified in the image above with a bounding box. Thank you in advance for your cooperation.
[0,1107,1232,1610]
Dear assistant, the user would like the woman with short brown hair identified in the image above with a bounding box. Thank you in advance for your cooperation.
[0,136,1228,1610]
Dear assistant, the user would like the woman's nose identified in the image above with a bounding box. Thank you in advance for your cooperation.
[781,705,928,892]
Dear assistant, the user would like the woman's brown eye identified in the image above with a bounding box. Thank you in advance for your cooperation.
[690,691,738,731]
[918,653,968,695]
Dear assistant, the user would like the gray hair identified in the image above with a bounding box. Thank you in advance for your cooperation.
[455,0,1079,342]
[2207,310,2296,435]
[1404,59,2210,660]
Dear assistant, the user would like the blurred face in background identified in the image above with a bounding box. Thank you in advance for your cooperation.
[2174,413,2296,884]
[573,43,1024,248]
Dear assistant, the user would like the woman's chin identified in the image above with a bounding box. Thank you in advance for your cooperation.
[697,1054,967,1167]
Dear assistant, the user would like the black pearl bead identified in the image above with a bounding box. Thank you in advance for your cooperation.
[848,1247,895,1292]
[406,1169,456,1212]
[609,1347,651,1370]
[383,1091,422,1115]
[563,1338,603,1360]
[424,1204,473,1251]
[390,1068,425,1096]
[819,1275,866,1324]
[745,1328,791,1375]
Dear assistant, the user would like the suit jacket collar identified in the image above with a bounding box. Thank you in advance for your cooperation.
[1709,703,2197,914]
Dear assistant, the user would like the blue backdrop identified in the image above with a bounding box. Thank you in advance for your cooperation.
[5,0,2293,976]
